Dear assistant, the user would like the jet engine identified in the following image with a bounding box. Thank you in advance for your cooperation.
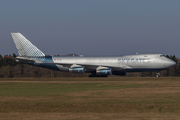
[69,65,84,73]
[96,67,112,75]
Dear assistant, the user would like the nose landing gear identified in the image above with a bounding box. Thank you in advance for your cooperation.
[156,72,160,77]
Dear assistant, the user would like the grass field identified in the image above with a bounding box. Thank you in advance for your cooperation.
[0,77,180,120]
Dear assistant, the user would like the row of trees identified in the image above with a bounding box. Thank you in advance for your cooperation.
[0,54,179,78]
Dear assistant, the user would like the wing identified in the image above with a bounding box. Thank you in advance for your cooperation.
[8,56,130,70]
[44,62,128,70]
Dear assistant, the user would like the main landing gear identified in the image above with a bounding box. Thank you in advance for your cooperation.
[89,73,107,77]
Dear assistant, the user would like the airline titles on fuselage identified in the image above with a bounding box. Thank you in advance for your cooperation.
[118,58,150,64]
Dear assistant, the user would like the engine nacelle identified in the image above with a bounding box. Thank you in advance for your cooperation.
[69,65,84,73]
[96,67,112,75]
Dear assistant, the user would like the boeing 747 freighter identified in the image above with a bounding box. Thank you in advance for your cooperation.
[11,33,176,77]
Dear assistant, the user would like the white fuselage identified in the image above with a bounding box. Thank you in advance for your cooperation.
[52,54,176,73]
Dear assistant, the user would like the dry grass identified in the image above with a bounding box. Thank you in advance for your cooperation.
[1,113,180,120]
[0,77,180,119]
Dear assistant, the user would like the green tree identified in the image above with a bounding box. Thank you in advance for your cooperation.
[0,54,3,67]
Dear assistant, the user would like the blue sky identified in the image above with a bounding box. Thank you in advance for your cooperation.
[0,0,180,57]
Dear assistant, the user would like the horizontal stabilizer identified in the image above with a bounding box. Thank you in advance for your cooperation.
[7,56,43,63]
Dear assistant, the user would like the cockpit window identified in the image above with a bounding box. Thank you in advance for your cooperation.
[160,55,166,57]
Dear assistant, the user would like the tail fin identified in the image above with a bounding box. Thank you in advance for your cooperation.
[11,33,46,57]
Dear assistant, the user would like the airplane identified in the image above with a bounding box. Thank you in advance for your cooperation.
[10,33,176,77]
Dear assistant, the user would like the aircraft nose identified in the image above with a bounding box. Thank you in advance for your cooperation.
[171,61,176,66]
[165,60,176,68]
